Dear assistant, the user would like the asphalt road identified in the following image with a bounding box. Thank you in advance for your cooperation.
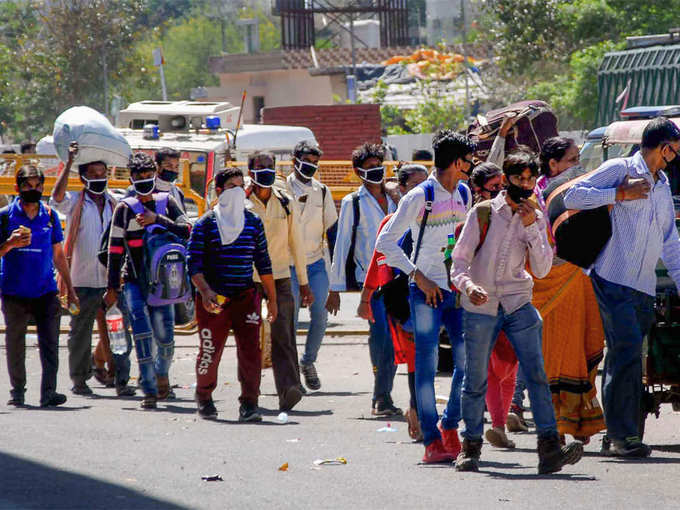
[1,309,680,509]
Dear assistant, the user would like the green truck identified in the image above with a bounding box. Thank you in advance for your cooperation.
[597,30,680,127]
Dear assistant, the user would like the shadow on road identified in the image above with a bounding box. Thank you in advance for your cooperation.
[485,470,598,481]
[305,391,370,397]
[259,407,334,417]
[651,444,680,454]
[0,451,187,509]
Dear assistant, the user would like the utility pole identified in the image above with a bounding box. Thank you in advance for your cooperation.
[102,47,109,116]
[461,0,470,121]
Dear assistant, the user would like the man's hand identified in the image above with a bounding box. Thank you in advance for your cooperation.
[265,298,278,323]
[499,113,518,137]
[67,286,80,311]
[357,300,374,323]
[7,228,31,250]
[199,287,221,314]
[467,284,489,306]
[300,284,315,308]
[414,269,443,308]
[103,288,119,309]
[67,141,79,163]
[326,290,341,315]
[517,199,537,227]
[616,175,650,201]
[136,211,157,227]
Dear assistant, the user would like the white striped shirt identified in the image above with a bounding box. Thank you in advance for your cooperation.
[50,191,114,288]
[563,152,680,296]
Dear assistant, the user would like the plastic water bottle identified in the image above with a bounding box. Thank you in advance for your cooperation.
[106,304,127,355]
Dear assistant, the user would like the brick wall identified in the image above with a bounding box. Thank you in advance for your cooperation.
[262,104,381,161]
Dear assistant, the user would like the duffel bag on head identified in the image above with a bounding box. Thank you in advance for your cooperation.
[467,100,558,161]
[123,194,192,306]
[53,106,132,167]
[543,164,613,268]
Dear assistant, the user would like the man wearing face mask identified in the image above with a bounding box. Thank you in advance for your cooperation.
[452,151,584,474]
[0,165,79,407]
[376,130,475,463]
[104,153,191,409]
[327,143,399,415]
[51,142,135,397]
[126,148,185,211]
[246,151,312,411]
[189,168,277,421]
[285,141,338,392]
[564,117,680,458]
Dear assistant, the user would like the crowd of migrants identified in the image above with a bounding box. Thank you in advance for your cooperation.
[2,115,680,474]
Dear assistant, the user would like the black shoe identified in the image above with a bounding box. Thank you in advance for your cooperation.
[300,362,321,391]
[372,398,402,416]
[71,383,93,396]
[279,386,302,411]
[455,438,482,472]
[537,434,583,474]
[141,395,157,409]
[604,436,652,458]
[239,403,262,422]
[116,385,137,397]
[299,383,308,395]
[197,399,218,420]
[40,392,67,407]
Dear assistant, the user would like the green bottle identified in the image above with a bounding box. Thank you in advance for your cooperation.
[444,233,456,289]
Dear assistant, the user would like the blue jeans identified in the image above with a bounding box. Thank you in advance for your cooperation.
[290,258,330,365]
[410,285,465,446]
[123,282,175,396]
[512,366,527,410]
[590,272,655,441]
[368,293,397,403]
[462,303,557,441]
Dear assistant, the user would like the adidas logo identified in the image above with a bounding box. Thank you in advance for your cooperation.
[245,312,260,325]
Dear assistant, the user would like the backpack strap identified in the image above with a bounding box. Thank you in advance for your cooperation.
[122,196,145,216]
[475,200,493,255]
[348,191,361,269]
[321,183,328,204]
[457,181,471,208]
[152,192,170,216]
[413,180,434,265]
[0,205,9,242]
[275,190,291,216]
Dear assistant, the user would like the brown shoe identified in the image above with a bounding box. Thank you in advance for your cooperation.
[157,376,170,400]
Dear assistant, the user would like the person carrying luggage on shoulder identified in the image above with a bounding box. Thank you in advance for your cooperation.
[189,168,277,422]
[453,150,584,474]
[286,140,338,392]
[327,143,399,416]
[376,130,474,463]
[563,117,680,458]
[103,153,190,410]
[246,151,313,412]
[50,142,135,398]
[0,164,79,407]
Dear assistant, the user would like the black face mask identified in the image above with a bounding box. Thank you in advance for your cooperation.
[506,183,534,203]
[358,166,385,184]
[84,178,108,195]
[483,188,501,199]
[132,177,156,196]
[251,168,277,188]
[159,170,178,183]
[19,189,42,203]
[295,158,318,179]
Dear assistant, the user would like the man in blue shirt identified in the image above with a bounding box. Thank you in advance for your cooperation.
[564,117,680,457]
[0,165,79,407]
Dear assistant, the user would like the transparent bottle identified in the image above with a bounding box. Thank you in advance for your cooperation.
[106,304,127,355]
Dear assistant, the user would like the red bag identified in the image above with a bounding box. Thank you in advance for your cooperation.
[467,100,559,160]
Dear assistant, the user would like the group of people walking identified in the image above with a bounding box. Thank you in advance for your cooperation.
[2,115,680,475]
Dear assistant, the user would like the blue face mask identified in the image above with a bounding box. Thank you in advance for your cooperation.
[358,166,385,184]
[251,168,276,188]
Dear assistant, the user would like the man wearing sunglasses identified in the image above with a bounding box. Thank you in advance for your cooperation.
[286,141,338,392]
[564,117,680,458]
[247,151,313,412]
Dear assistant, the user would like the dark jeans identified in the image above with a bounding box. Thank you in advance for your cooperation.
[591,272,655,441]
[113,292,133,388]
[368,293,397,404]
[68,287,105,385]
[2,292,61,402]
[259,279,300,404]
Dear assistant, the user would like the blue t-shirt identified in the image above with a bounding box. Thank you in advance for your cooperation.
[0,199,64,298]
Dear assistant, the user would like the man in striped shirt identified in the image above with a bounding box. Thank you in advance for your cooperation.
[103,153,191,409]
[188,168,277,421]
[564,117,680,457]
